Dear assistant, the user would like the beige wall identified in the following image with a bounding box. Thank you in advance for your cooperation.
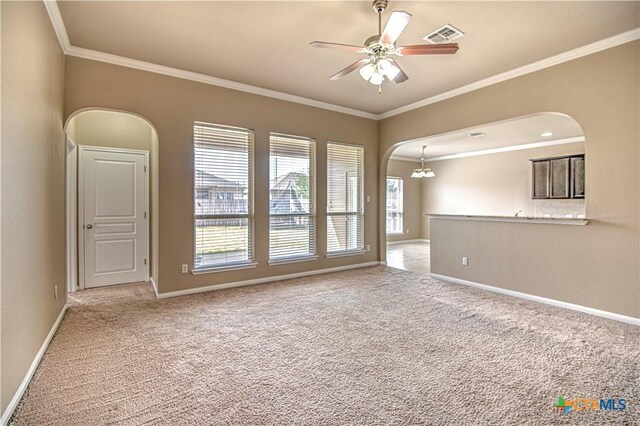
[420,142,585,238]
[379,41,639,318]
[64,56,379,294]
[386,159,423,242]
[1,1,66,414]
[67,109,154,151]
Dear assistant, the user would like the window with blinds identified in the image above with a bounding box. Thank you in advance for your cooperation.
[193,122,253,270]
[386,177,403,234]
[269,133,316,261]
[327,143,364,254]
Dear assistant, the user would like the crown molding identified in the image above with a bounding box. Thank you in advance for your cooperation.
[43,0,71,51]
[44,0,639,122]
[379,28,640,119]
[64,46,379,120]
[43,1,378,120]
[390,136,585,163]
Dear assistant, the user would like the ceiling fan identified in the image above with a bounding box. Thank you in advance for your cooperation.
[311,0,459,92]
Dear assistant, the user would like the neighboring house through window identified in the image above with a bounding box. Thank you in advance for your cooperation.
[193,122,254,270]
[269,133,316,262]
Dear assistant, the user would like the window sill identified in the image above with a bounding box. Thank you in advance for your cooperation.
[191,262,258,275]
[268,255,319,266]
[386,232,405,236]
[326,249,366,258]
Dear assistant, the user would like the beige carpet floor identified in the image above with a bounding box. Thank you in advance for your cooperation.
[10,266,640,425]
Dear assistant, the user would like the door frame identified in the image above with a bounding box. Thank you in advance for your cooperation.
[78,145,150,290]
[66,135,78,293]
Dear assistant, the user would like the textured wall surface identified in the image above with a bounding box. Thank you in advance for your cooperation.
[1,1,66,414]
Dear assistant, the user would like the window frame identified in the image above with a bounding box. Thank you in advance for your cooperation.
[386,176,404,235]
[192,121,256,274]
[326,141,365,257]
[268,132,318,264]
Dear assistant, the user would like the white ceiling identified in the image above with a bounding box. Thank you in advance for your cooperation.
[56,1,639,115]
[390,113,584,161]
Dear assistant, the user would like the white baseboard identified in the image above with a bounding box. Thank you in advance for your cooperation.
[387,239,430,245]
[149,277,158,298]
[1,304,68,426]
[157,261,381,299]
[430,273,639,326]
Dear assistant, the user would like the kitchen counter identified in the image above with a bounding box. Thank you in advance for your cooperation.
[426,214,589,226]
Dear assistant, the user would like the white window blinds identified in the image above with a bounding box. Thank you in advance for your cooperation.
[269,133,316,261]
[327,143,364,253]
[386,177,403,234]
[194,122,253,269]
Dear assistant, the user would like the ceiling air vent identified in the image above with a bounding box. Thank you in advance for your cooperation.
[423,24,464,44]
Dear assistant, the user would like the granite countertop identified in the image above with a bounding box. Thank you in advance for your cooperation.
[425,213,589,226]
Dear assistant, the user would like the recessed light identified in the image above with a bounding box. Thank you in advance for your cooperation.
[468,132,487,138]
[541,132,553,137]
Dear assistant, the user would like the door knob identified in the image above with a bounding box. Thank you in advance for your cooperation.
[86,224,93,229]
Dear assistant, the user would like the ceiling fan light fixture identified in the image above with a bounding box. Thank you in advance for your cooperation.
[411,169,422,178]
[369,72,385,85]
[359,62,377,80]
[378,59,400,80]
[424,169,436,178]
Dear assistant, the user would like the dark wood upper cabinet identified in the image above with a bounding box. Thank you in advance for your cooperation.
[570,156,585,198]
[532,161,550,199]
[531,154,585,200]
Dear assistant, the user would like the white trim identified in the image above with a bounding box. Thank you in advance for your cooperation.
[78,146,150,289]
[1,304,68,426]
[387,239,430,245]
[159,261,380,299]
[149,277,158,298]
[43,0,639,122]
[325,250,366,259]
[43,0,376,120]
[191,262,259,275]
[65,135,78,293]
[391,137,585,163]
[268,255,319,266]
[428,214,588,226]
[43,0,71,52]
[379,28,640,119]
[389,155,425,163]
[430,274,639,326]
[65,45,378,120]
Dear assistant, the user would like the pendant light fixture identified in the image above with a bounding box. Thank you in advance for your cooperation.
[411,145,435,178]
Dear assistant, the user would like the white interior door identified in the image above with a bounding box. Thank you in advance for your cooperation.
[81,148,147,288]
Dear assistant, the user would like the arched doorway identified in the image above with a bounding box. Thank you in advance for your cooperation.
[380,112,585,272]
[65,109,159,292]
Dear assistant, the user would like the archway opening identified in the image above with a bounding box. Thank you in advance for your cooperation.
[65,109,160,292]
[380,112,585,273]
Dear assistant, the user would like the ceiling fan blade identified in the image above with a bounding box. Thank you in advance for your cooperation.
[310,41,364,52]
[399,43,459,55]
[329,59,370,80]
[380,11,412,45]
[387,58,409,83]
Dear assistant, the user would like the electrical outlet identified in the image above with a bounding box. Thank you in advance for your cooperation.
[462,257,469,266]
[406,228,410,234]
[54,285,58,299]
[181,264,189,273]
[366,244,371,251]
[366,195,371,202]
